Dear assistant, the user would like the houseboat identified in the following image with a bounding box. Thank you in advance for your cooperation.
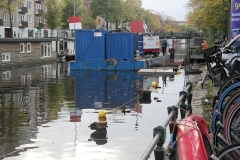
[0,38,60,70]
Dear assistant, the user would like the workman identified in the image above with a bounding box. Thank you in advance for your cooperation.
[202,40,208,50]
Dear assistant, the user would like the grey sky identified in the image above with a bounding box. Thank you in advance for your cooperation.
[142,0,188,21]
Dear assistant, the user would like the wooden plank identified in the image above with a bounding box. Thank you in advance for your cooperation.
[138,68,174,76]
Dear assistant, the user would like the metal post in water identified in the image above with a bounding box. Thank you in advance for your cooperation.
[153,126,166,160]
[186,82,193,115]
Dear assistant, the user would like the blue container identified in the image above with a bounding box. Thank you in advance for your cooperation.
[138,34,144,57]
[106,32,138,61]
[75,29,107,61]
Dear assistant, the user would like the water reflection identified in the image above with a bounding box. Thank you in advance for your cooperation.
[0,61,192,160]
[88,118,108,145]
[0,62,75,159]
[71,71,144,110]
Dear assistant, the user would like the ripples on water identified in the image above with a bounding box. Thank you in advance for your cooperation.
[0,48,201,160]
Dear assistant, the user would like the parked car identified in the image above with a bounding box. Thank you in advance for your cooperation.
[222,34,240,64]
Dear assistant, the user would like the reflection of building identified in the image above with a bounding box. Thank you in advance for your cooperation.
[0,62,58,158]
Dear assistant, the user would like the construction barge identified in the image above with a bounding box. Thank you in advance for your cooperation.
[70,29,203,71]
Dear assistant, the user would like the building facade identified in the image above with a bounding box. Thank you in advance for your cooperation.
[0,0,60,38]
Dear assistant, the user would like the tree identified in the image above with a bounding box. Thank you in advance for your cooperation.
[81,7,97,29]
[61,0,83,30]
[142,10,176,33]
[121,0,142,23]
[186,0,230,41]
[43,0,62,37]
[0,0,23,38]
[107,0,124,27]
[91,0,124,29]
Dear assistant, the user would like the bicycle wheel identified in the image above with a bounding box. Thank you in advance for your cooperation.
[215,142,240,159]
[213,125,228,154]
[224,101,240,144]
[210,66,226,86]
[212,76,240,113]
[218,74,240,98]
[222,92,240,124]
[212,77,240,111]
[211,82,240,132]
[212,94,218,116]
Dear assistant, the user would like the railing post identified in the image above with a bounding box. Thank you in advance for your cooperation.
[186,82,193,115]
[168,106,178,121]
[153,126,166,160]
[179,91,187,119]
[167,106,178,158]
[167,106,178,140]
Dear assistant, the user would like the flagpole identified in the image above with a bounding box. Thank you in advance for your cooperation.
[74,0,75,30]
[74,0,76,56]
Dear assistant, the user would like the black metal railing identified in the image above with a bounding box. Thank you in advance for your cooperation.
[140,82,193,160]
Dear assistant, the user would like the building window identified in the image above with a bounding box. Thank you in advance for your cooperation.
[36,4,41,10]
[41,65,51,79]
[27,1,32,9]
[2,71,11,81]
[19,14,25,21]
[21,75,25,85]
[27,74,31,85]
[28,29,33,38]
[11,14,14,22]
[47,43,51,56]
[20,43,25,53]
[3,13,7,21]
[41,43,51,57]
[41,44,44,57]
[2,53,10,61]
[44,44,47,56]
[27,43,31,52]
[36,17,41,23]
[27,15,32,23]
[18,2,24,8]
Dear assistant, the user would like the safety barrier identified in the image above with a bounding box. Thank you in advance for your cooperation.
[140,82,193,160]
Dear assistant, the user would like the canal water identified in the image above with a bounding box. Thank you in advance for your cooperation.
[0,45,199,160]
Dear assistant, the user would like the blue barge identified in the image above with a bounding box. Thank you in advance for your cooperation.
[70,29,146,71]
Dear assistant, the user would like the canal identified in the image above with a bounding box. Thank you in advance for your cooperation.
[0,45,198,160]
